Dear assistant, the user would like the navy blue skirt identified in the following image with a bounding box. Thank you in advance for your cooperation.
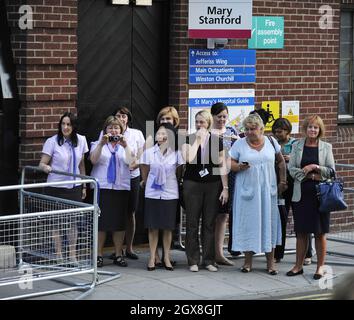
[144,198,178,230]
[292,180,330,234]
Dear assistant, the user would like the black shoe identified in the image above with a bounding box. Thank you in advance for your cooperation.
[267,269,279,276]
[97,256,104,268]
[286,269,304,276]
[164,265,174,271]
[125,250,139,260]
[313,273,323,280]
[241,266,251,273]
[163,259,174,271]
[113,255,128,267]
[147,265,156,271]
[230,251,242,257]
[161,256,176,266]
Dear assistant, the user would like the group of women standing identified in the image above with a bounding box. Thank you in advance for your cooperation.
[39,104,335,280]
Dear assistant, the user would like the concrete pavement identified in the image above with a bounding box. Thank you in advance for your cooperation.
[6,237,351,300]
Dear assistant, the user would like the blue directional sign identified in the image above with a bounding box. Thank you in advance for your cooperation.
[189,49,256,84]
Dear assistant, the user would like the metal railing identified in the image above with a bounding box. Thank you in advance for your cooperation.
[324,163,354,266]
[0,166,120,300]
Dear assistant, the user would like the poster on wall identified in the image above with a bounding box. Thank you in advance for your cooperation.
[281,101,300,134]
[261,100,279,132]
[188,89,255,133]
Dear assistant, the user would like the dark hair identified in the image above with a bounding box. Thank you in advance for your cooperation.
[211,102,228,116]
[272,118,292,134]
[57,112,78,147]
[155,122,178,151]
[113,106,132,123]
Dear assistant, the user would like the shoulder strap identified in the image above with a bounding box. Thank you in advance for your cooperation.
[267,135,276,152]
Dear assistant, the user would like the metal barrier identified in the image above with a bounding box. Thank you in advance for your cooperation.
[324,163,354,266]
[0,166,120,300]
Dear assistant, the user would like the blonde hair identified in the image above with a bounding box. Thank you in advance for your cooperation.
[195,110,213,129]
[102,116,124,134]
[156,106,180,128]
[302,115,325,139]
[243,113,264,130]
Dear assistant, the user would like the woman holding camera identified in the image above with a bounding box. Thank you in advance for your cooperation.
[90,116,133,267]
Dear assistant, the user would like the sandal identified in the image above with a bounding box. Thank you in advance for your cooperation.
[267,269,279,276]
[97,256,103,268]
[113,255,128,267]
[241,266,251,273]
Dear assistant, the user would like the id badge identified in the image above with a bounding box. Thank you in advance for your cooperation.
[199,168,209,178]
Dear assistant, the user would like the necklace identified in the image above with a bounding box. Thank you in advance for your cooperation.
[305,138,318,147]
[247,137,264,148]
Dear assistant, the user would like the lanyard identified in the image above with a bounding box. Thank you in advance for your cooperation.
[200,133,210,169]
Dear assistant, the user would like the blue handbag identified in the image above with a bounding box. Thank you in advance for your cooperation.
[316,168,348,213]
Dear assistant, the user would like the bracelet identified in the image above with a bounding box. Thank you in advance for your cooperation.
[279,181,287,184]
[223,186,229,189]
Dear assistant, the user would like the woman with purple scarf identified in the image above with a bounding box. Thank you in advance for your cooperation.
[140,123,185,271]
[90,116,133,268]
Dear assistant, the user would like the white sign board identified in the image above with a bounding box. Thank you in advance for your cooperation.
[188,89,255,133]
[188,0,253,39]
[282,101,300,134]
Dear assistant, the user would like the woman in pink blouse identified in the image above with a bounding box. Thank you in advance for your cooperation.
[90,116,133,268]
[39,112,88,265]
[140,123,184,271]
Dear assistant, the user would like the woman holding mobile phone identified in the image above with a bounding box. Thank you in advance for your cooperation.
[229,114,286,274]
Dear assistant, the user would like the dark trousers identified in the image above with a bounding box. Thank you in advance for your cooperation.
[274,205,289,260]
[183,179,221,266]
[274,180,293,260]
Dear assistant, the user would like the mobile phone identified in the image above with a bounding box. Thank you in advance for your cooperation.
[242,161,249,165]
[283,144,292,154]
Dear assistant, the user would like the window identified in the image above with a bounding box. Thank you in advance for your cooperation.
[339,10,354,121]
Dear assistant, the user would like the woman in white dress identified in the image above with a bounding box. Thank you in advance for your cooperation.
[229,114,287,274]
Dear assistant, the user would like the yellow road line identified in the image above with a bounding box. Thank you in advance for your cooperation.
[282,293,332,300]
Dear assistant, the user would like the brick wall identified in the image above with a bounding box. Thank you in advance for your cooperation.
[169,0,354,232]
[169,0,342,134]
[6,0,77,167]
[5,0,354,230]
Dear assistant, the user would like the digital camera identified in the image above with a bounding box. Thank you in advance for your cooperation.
[109,135,122,142]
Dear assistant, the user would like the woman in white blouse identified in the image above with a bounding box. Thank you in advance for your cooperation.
[140,123,184,271]
[39,112,88,265]
[90,116,133,268]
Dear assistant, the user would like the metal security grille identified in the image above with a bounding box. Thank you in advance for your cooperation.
[0,167,119,300]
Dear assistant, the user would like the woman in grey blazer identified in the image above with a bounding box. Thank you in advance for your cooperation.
[287,115,334,280]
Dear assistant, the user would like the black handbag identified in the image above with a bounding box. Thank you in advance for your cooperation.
[315,168,348,213]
